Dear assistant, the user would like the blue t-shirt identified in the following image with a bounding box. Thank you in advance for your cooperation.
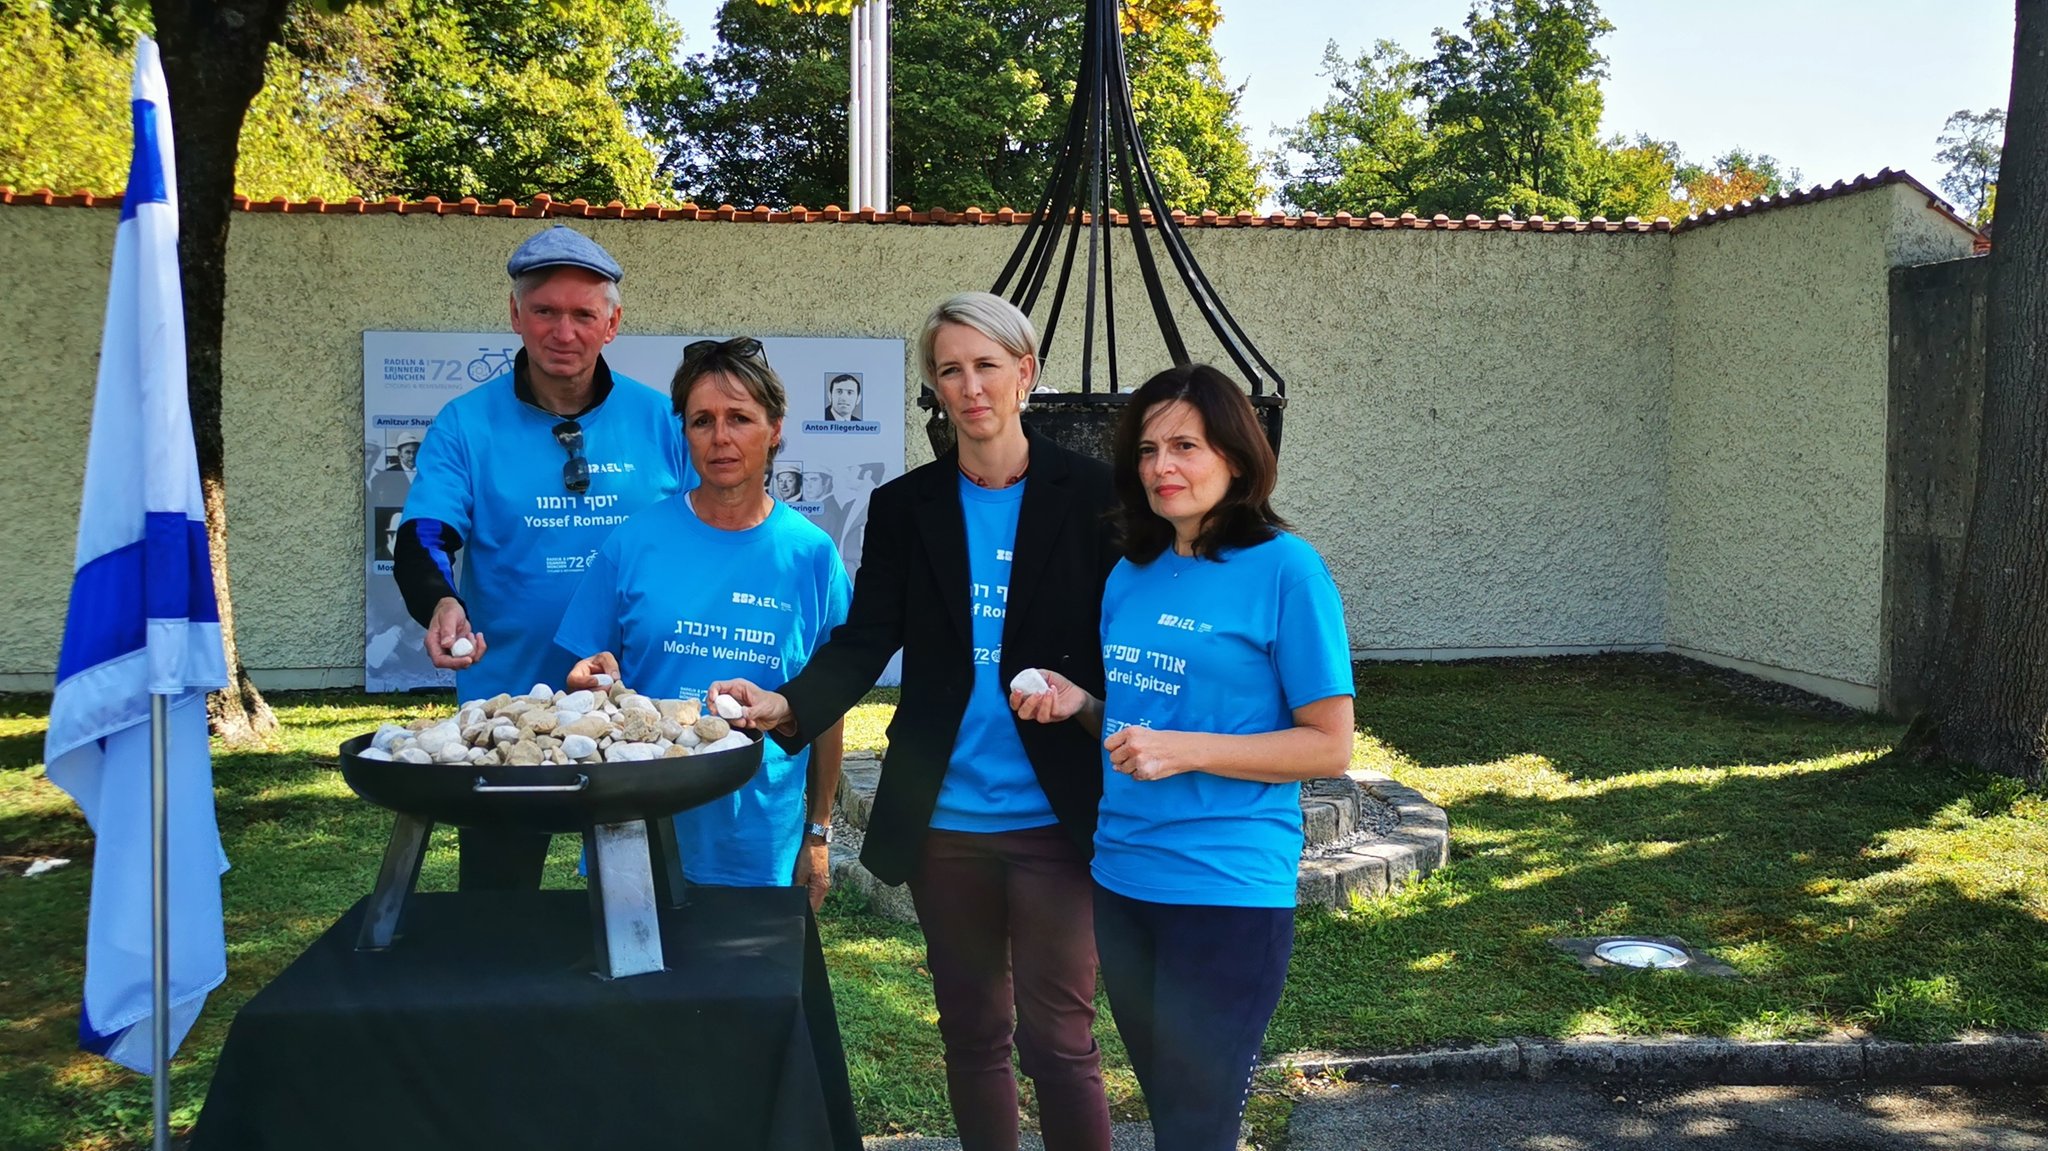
[1091,532,1355,908]
[403,368,689,700]
[931,477,1056,832]
[554,496,851,887]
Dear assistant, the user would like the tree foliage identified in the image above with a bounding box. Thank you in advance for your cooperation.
[676,0,1259,213]
[1937,107,2004,227]
[745,0,1221,34]
[1416,0,1611,216]
[1277,1,1801,222]
[359,0,690,204]
[2,0,692,205]
[0,0,363,199]
[1674,148,1797,215]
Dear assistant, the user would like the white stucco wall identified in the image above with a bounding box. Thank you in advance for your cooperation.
[1666,183,1977,706]
[0,185,1971,704]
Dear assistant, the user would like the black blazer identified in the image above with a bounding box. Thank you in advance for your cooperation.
[775,427,1120,886]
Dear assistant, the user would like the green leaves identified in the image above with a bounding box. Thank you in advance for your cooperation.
[1935,107,2003,227]
[367,0,688,204]
[676,0,1257,213]
[1278,1,1804,223]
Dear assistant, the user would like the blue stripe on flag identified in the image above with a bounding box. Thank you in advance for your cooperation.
[119,98,167,222]
[55,513,219,679]
[78,1008,117,1056]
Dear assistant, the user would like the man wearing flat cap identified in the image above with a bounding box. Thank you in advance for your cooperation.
[394,225,691,890]
[366,430,420,510]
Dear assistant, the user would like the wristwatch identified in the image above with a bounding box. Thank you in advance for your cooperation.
[803,821,834,843]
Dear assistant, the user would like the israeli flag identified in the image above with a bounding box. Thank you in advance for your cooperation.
[42,35,230,1076]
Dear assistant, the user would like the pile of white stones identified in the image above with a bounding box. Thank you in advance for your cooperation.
[356,680,753,767]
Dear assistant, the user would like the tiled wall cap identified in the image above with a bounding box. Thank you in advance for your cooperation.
[1,168,1977,239]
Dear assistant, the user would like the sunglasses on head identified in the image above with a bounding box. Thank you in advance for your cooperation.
[553,419,589,493]
[683,336,765,363]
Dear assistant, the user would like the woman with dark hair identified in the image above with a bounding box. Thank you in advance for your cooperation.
[714,293,1119,1151]
[555,337,850,906]
[1011,362,1355,1150]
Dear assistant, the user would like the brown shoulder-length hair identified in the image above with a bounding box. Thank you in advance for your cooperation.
[1112,363,1287,563]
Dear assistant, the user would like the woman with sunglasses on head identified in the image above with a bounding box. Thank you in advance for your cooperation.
[1010,363,1355,1151]
[554,338,851,906]
[714,293,1119,1151]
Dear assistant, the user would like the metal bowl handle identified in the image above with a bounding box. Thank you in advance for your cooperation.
[472,774,591,794]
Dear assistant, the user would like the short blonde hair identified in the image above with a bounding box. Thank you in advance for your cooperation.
[918,292,1039,386]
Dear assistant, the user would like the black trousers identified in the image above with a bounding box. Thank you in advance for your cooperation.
[455,827,552,891]
[1092,884,1294,1151]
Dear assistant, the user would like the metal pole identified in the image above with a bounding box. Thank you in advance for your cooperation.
[149,692,170,1151]
[874,0,890,210]
[848,2,864,209]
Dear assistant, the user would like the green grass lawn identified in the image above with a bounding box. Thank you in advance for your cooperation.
[1,657,2044,1150]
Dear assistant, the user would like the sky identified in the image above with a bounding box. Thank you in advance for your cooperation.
[661,0,2016,209]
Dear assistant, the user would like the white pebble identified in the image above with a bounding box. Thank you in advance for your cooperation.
[560,690,596,714]
[415,720,463,756]
[702,731,753,755]
[370,723,409,753]
[357,746,393,761]
[620,694,660,716]
[593,673,614,687]
[528,683,554,701]
[713,693,745,720]
[397,747,433,765]
[450,637,475,658]
[561,734,598,760]
[431,742,471,765]
[1009,668,1051,696]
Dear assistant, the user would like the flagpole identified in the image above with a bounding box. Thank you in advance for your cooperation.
[150,692,170,1151]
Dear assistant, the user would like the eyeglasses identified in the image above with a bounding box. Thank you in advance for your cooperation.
[553,419,589,493]
[683,336,765,363]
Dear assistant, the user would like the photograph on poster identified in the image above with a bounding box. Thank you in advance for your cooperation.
[823,372,864,422]
[362,331,907,692]
[372,506,403,562]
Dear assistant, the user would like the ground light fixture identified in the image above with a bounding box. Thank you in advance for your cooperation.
[1591,938,1693,969]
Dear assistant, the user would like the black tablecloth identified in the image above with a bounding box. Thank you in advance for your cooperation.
[189,888,861,1151]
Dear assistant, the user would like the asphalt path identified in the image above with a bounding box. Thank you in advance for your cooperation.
[1288,1079,2048,1150]
[864,1080,2048,1150]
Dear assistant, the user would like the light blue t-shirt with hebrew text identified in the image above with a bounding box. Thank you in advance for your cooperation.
[1091,531,1355,908]
[554,495,851,887]
[930,476,1056,832]
[402,371,688,700]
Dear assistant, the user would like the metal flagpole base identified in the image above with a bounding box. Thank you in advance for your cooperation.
[355,814,434,950]
[583,820,666,979]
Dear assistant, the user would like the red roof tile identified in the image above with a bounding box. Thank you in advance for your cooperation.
[0,169,1981,240]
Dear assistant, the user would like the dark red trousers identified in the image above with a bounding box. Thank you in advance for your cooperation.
[905,825,1111,1151]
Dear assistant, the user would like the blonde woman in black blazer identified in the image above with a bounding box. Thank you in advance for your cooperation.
[716,292,1118,1151]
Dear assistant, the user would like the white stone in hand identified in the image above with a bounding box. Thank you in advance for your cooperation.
[713,693,745,720]
[449,636,475,658]
[1009,668,1051,696]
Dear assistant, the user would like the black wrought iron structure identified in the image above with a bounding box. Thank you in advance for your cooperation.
[923,0,1286,457]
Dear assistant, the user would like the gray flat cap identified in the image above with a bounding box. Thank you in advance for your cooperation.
[507,225,623,283]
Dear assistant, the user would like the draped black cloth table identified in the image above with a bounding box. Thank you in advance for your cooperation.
[189,887,861,1151]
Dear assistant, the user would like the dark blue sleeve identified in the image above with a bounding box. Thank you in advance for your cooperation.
[393,518,463,627]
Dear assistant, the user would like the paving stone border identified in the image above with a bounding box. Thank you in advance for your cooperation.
[826,758,1451,921]
[1274,1033,2048,1086]
[1296,769,1448,907]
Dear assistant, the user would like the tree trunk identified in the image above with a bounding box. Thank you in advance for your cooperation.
[1909,0,2048,787]
[153,0,294,744]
